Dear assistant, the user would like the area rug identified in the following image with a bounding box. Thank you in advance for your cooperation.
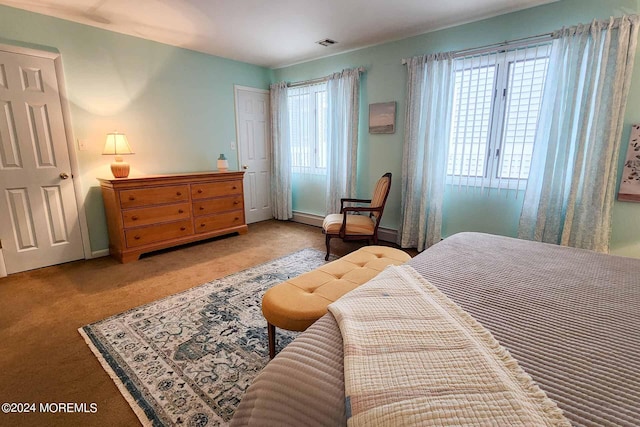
[79,248,332,427]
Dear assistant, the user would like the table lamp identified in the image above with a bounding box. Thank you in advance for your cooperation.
[103,132,134,178]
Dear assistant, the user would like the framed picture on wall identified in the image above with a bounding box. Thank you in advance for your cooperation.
[369,102,396,134]
[618,123,640,202]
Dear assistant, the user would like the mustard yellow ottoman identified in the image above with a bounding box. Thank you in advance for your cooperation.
[262,246,411,358]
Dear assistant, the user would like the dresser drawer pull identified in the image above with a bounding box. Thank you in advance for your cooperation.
[178,209,184,214]
[134,235,141,240]
[232,186,237,190]
[176,191,182,196]
[197,189,203,194]
[180,226,186,231]
[234,217,239,221]
[199,206,205,210]
[200,223,206,227]
[131,215,139,221]
[129,196,136,201]
[233,201,239,205]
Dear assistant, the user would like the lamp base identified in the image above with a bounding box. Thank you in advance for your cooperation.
[111,160,130,178]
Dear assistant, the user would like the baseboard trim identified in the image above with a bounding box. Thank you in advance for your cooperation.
[291,211,398,244]
[291,211,323,227]
[91,249,110,258]
[377,227,398,244]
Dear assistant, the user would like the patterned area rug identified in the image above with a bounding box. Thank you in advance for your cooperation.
[79,248,332,427]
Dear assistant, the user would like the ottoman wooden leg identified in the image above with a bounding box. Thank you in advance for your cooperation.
[267,322,276,359]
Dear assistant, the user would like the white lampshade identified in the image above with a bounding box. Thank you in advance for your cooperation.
[103,132,134,178]
[102,132,134,155]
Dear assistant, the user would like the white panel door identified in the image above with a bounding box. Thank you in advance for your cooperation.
[0,50,84,274]
[235,86,272,224]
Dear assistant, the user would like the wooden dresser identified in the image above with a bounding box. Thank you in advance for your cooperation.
[98,171,248,263]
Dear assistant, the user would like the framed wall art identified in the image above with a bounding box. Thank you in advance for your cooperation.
[618,124,640,202]
[369,101,396,134]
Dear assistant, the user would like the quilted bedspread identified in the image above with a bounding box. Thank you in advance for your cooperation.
[328,265,569,427]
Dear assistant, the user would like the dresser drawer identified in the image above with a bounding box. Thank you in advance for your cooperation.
[194,211,244,233]
[193,196,243,217]
[125,220,193,247]
[191,181,242,199]
[123,203,191,228]
[120,185,189,209]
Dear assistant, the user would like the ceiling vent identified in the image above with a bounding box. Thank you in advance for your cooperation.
[316,38,338,47]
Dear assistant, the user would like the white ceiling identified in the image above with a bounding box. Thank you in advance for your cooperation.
[1,0,557,68]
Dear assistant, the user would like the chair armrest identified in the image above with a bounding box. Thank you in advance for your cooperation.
[341,198,372,203]
[342,206,382,214]
[340,198,372,213]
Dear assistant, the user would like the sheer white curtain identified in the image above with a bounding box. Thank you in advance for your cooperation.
[325,68,363,214]
[518,16,640,252]
[398,53,455,251]
[270,82,293,220]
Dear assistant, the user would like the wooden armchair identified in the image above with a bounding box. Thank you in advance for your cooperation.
[321,173,392,260]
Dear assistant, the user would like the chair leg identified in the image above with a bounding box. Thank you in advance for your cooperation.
[267,322,276,359]
[325,234,331,261]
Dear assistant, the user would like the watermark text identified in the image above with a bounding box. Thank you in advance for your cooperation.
[2,402,98,414]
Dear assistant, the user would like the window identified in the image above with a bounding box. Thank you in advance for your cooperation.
[447,44,550,189]
[288,83,328,175]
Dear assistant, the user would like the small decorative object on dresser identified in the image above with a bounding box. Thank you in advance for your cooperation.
[98,171,247,263]
[217,153,229,171]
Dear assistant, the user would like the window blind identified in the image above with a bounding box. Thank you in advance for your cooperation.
[447,43,550,193]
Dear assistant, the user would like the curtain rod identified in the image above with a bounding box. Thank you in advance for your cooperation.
[401,32,554,64]
[287,66,366,88]
[288,76,329,88]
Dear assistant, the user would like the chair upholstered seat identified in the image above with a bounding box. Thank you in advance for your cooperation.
[262,245,411,358]
[322,213,375,235]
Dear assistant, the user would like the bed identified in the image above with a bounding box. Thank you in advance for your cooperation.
[231,232,640,426]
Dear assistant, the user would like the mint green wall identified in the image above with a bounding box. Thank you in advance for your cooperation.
[274,0,640,258]
[0,5,271,253]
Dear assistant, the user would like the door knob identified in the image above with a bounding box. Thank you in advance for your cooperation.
[59,172,69,179]
[242,165,248,170]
